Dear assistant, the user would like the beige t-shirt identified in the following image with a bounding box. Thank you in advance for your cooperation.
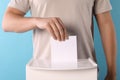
[8,0,112,67]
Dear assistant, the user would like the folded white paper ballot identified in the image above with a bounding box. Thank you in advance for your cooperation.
[50,36,77,68]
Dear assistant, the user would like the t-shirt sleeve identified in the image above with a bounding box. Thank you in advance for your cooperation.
[8,0,30,13]
[94,0,112,14]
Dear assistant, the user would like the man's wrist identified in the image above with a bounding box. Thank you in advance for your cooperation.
[30,18,38,29]
[32,17,45,29]
[107,67,116,76]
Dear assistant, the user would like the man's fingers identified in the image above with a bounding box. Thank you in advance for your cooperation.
[50,22,61,41]
[54,19,65,41]
[46,23,57,40]
[57,18,69,39]
[45,17,68,41]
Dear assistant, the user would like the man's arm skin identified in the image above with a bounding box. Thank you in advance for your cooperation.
[95,11,116,80]
[2,7,68,41]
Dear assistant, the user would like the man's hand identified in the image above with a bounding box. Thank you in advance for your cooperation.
[35,17,68,41]
[105,71,116,80]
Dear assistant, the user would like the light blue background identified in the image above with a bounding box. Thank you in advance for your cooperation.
[0,0,120,80]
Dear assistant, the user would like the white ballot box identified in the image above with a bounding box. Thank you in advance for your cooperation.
[26,58,97,80]
[26,36,97,80]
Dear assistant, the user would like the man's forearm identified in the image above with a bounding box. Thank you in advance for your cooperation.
[2,12,37,32]
[96,12,117,74]
[99,23,116,73]
[2,7,69,41]
[2,7,39,33]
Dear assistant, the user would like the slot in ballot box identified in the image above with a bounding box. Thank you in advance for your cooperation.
[26,36,97,80]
